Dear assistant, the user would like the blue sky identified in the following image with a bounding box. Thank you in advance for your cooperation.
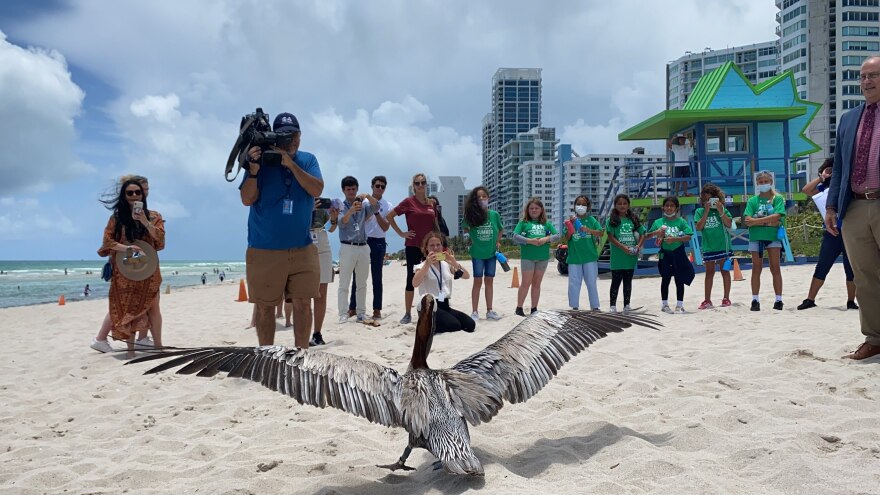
[0,0,777,260]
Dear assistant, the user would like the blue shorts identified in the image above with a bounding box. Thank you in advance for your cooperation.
[471,257,497,278]
[748,240,781,254]
[703,250,731,263]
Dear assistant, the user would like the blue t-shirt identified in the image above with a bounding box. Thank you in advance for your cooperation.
[239,150,322,249]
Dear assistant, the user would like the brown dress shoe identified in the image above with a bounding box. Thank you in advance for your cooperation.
[347,309,356,318]
[372,310,382,320]
[847,342,880,360]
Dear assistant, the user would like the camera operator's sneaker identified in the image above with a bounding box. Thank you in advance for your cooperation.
[486,310,502,321]
[90,338,114,353]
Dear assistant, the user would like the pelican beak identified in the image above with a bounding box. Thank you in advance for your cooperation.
[410,295,436,369]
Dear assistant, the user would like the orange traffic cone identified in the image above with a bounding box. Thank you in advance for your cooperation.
[236,279,248,302]
[510,267,520,288]
[58,295,65,306]
[732,259,745,281]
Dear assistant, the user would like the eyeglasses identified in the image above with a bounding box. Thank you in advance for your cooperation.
[413,181,427,186]
[860,72,880,81]
[125,190,143,197]
[373,183,386,189]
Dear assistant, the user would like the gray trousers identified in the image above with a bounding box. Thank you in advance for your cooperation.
[841,199,880,345]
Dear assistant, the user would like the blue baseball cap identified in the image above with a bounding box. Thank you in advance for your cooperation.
[273,112,301,133]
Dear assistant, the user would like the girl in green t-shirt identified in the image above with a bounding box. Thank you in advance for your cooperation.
[562,195,604,311]
[647,196,694,314]
[694,183,734,310]
[461,186,504,321]
[743,170,786,311]
[605,194,645,312]
[512,198,560,316]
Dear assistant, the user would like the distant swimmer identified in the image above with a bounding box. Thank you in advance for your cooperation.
[84,284,91,297]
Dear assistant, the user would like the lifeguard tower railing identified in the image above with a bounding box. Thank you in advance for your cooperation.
[595,157,807,265]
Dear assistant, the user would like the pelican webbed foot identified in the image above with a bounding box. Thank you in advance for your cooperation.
[376,459,416,472]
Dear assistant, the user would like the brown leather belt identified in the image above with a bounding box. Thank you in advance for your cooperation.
[852,190,880,200]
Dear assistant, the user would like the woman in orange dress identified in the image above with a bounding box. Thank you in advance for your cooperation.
[95,178,165,354]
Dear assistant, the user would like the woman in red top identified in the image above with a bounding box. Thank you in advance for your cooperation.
[386,172,440,324]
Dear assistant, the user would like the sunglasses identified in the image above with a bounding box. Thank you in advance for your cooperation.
[413,181,427,186]
[125,190,143,197]
[373,183,386,189]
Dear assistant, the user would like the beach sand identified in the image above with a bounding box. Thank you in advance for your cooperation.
[1,263,878,494]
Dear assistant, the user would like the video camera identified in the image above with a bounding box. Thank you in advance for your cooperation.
[225,108,295,181]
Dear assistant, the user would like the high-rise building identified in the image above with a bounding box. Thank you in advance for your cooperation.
[481,68,542,218]
[497,127,557,232]
[776,0,880,173]
[434,176,469,238]
[667,41,781,110]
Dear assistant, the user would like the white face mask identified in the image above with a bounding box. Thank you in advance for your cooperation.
[663,211,677,218]
[479,199,489,209]
[756,184,772,193]
[574,205,588,216]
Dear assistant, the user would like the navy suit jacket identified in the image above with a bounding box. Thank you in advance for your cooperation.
[828,103,867,220]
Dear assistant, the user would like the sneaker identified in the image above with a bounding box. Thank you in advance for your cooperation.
[90,338,114,353]
[847,300,859,310]
[399,314,412,324]
[514,307,525,317]
[698,300,713,310]
[750,300,760,312]
[609,306,618,313]
[623,305,633,312]
[675,306,688,314]
[471,311,480,320]
[571,307,579,311]
[310,333,325,346]
[530,307,538,314]
[486,310,502,320]
[356,314,366,322]
[338,315,350,324]
[661,304,674,314]
[773,300,784,311]
[721,298,732,307]
[797,299,816,310]
[134,337,154,348]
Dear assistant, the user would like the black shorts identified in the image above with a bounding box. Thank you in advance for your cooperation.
[673,166,691,178]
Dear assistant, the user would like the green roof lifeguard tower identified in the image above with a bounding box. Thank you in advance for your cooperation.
[606,61,822,265]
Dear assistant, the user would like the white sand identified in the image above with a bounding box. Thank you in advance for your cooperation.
[1,263,879,494]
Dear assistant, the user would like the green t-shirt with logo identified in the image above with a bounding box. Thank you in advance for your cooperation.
[566,216,603,264]
[462,210,503,260]
[743,194,786,242]
[694,207,732,253]
[605,217,645,270]
[650,216,693,252]
[514,220,558,261]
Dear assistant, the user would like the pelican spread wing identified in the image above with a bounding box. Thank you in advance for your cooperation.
[127,346,404,427]
[447,311,660,425]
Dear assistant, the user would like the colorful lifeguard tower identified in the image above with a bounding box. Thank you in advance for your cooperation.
[596,62,822,268]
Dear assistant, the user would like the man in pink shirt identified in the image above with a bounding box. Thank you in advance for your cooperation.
[826,56,880,361]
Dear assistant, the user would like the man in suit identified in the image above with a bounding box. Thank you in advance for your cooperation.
[826,56,880,361]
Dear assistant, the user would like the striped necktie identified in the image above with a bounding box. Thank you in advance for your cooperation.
[853,103,876,185]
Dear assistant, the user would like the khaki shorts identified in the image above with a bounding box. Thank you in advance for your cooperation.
[246,244,320,306]
[312,229,333,284]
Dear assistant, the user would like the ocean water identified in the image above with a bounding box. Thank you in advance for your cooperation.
[0,260,245,309]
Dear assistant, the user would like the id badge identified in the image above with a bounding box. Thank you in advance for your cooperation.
[311,231,318,242]
[282,199,294,215]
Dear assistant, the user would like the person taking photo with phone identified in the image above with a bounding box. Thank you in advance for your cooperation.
[412,232,474,333]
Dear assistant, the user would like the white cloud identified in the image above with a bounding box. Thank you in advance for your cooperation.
[0,196,77,240]
[372,96,433,126]
[147,198,190,219]
[130,94,181,122]
[0,30,90,195]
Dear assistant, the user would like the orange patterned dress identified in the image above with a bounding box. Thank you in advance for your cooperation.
[97,212,165,340]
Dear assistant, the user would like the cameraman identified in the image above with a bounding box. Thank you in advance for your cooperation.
[240,112,324,348]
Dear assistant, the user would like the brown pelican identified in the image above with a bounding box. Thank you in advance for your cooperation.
[128,295,659,476]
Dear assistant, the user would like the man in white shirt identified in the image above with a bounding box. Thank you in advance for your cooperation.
[668,134,694,197]
[348,175,392,320]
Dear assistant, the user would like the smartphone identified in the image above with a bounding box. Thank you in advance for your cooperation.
[133,201,143,216]
[709,198,719,206]
[316,197,332,209]
[435,252,447,261]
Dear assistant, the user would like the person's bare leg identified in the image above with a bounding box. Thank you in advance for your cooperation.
[275,301,283,318]
[314,283,328,334]
[284,301,293,328]
[768,248,783,297]
[249,304,256,328]
[846,281,857,302]
[485,277,495,312]
[291,298,313,348]
[704,261,716,301]
[471,277,483,313]
[147,298,163,347]
[750,251,763,296]
[255,304,276,346]
[806,278,825,301]
[95,312,112,341]
[517,271,533,308]
[530,269,546,309]
[126,336,135,359]
[721,268,731,300]
[404,290,414,317]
